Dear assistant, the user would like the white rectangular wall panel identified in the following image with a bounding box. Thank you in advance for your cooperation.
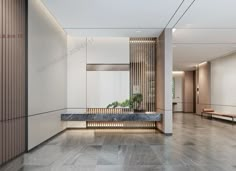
[28,0,67,150]
[173,73,184,112]
[87,37,129,64]
[28,110,67,150]
[156,29,173,134]
[211,53,236,114]
[87,71,130,108]
[67,37,87,110]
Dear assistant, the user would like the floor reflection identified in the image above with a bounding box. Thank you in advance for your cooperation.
[1,113,236,171]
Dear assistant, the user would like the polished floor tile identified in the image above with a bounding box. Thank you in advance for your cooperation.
[1,113,236,171]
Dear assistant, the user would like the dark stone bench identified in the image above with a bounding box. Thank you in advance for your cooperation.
[61,113,162,122]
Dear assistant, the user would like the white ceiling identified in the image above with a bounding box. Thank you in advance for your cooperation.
[173,29,236,44]
[65,29,163,37]
[173,0,236,70]
[41,0,183,37]
[41,0,236,71]
[173,28,236,70]
[173,44,236,70]
[175,0,236,29]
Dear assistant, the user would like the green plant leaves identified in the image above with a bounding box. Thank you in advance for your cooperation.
[106,93,143,109]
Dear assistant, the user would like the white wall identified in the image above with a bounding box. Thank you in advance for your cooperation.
[67,37,130,111]
[156,29,173,134]
[87,37,129,64]
[67,37,87,113]
[87,71,130,108]
[211,53,236,116]
[28,0,67,150]
[173,72,184,112]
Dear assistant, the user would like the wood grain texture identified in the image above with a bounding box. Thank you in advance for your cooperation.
[0,0,3,165]
[130,38,156,112]
[0,0,26,166]
[183,71,194,113]
[196,62,211,114]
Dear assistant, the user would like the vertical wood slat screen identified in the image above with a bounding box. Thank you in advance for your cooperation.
[0,0,26,166]
[130,38,156,112]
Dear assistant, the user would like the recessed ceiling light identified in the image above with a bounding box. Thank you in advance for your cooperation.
[172,28,176,33]
[136,30,141,33]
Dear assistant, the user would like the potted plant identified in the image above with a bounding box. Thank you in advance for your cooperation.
[106,93,145,113]
[131,93,144,112]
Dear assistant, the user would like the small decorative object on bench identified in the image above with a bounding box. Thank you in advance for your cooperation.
[201,108,236,123]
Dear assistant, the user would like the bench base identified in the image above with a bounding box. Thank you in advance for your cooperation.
[201,112,235,124]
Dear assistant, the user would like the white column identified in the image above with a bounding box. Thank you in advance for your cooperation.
[156,28,173,135]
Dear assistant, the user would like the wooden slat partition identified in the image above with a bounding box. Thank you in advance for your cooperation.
[0,0,26,166]
[0,0,3,165]
[86,108,133,114]
[130,38,157,112]
[87,121,156,128]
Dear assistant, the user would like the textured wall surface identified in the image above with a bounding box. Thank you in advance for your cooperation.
[0,0,26,166]
[183,71,194,113]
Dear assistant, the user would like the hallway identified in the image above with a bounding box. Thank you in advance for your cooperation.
[2,113,235,171]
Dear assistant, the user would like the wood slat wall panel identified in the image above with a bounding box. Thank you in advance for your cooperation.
[0,0,3,165]
[2,0,6,163]
[13,0,16,158]
[130,38,157,112]
[0,0,26,166]
[87,121,156,128]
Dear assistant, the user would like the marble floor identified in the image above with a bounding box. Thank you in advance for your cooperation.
[2,113,236,171]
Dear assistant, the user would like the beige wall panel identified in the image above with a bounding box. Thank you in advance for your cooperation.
[183,71,194,113]
[196,62,211,114]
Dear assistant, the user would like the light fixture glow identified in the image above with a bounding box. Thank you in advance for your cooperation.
[136,30,142,33]
[198,61,208,66]
[39,0,65,34]
[172,28,176,33]
[172,71,184,74]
